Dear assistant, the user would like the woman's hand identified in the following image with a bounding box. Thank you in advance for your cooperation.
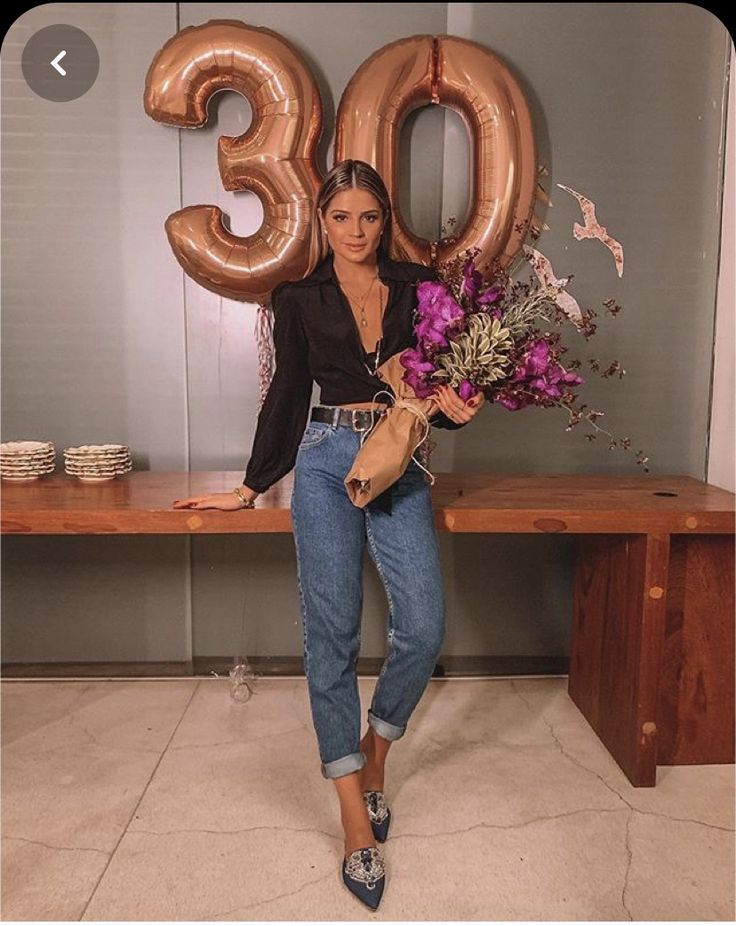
[429,384,486,424]
[172,492,250,511]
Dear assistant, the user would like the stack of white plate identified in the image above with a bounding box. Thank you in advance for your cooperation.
[0,440,56,481]
[64,444,132,482]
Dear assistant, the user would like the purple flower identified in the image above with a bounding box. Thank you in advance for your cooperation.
[415,315,450,348]
[416,281,465,337]
[505,337,584,403]
[512,338,552,379]
[477,285,503,306]
[404,372,436,398]
[400,346,436,375]
[461,258,506,313]
[530,377,563,399]
[496,393,530,411]
[458,379,479,401]
[460,258,484,301]
[399,345,439,398]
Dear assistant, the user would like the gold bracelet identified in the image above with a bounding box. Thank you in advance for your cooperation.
[233,487,255,508]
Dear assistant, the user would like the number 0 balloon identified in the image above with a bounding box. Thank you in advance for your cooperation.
[335,34,536,274]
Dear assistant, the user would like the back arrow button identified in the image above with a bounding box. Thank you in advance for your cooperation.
[51,51,67,76]
[22,25,99,102]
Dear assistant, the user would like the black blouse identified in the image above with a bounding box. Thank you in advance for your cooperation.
[243,250,467,500]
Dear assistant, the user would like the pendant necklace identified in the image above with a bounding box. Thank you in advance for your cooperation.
[337,272,386,376]
[339,273,378,327]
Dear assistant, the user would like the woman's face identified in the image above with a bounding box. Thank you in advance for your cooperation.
[320,188,385,265]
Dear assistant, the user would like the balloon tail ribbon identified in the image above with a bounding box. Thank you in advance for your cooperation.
[255,304,275,408]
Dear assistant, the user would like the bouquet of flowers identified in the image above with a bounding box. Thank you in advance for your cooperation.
[399,246,649,472]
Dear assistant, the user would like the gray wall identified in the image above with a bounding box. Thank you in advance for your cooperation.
[709,40,735,494]
[2,3,192,664]
[1,3,731,669]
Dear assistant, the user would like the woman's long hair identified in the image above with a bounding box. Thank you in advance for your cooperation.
[304,160,398,277]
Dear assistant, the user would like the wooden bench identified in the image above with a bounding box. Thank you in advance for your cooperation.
[2,471,734,788]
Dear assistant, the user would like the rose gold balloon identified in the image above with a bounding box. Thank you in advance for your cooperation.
[335,35,536,274]
[144,20,322,303]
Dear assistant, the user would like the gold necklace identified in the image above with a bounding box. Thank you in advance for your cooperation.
[338,273,378,328]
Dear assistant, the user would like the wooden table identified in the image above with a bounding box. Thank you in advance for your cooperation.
[2,471,734,787]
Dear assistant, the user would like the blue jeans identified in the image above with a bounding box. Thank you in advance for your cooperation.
[290,407,446,779]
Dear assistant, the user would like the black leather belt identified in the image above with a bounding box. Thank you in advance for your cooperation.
[310,406,387,431]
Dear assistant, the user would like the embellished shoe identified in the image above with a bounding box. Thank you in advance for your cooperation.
[363,790,391,842]
[342,846,386,910]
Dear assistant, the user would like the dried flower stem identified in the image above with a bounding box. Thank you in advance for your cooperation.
[544,395,650,472]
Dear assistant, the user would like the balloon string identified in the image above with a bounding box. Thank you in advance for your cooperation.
[368,388,436,485]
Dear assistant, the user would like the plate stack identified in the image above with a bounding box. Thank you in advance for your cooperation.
[64,444,132,482]
[0,440,56,481]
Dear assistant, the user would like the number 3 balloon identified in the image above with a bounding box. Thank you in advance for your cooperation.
[144,20,323,304]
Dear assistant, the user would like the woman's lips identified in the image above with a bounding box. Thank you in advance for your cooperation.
[346,243,367,251]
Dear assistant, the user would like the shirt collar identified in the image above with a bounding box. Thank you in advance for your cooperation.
[298,250,424,286]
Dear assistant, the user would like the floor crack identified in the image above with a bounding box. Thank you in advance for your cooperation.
[510,680,634,810]
[209,871,333,919]
[78,680,202,921]
[393,806,627,839]
[633,809,734,832]
[2,834,109,856]
[129,824,341,842]
[509,680,734,833]
[621,808,635,920]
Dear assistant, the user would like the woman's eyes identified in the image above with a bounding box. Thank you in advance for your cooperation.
[333,215,379,222]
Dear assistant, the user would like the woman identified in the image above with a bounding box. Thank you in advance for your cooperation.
[174,160,484,910]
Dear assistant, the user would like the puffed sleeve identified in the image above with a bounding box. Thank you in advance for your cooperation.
[242,283,313,492]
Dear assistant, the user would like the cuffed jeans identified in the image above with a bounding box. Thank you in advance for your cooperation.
[290,407,446,779]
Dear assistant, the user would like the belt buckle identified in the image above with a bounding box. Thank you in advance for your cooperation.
[351,409,372,432]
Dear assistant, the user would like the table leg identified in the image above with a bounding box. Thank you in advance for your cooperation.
[569,533,670,787]
[657,534,735,767]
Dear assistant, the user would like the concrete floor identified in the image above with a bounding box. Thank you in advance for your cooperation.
[1,676,734,921]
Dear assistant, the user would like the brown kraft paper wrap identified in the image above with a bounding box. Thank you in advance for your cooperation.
[344,354,436,508]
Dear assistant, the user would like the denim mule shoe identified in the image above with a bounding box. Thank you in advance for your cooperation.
[363,790,391,842]
[342,846,386,910]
